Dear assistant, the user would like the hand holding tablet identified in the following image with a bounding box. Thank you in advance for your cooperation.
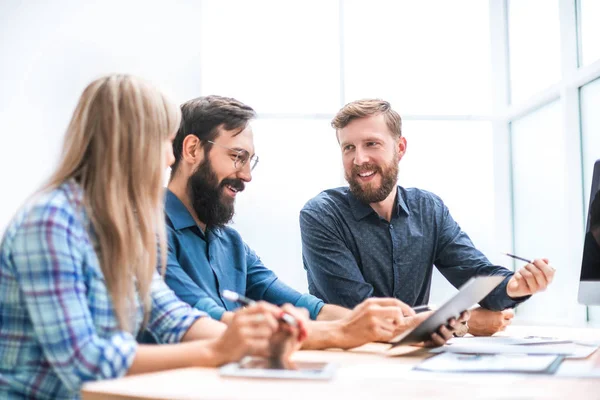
[388,276,505,350]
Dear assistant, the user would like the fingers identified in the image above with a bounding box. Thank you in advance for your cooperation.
[281,304,309,321]
[362,303,406,327]
[513,270,534,294]
[361,297,416,317]
[246,339,271,357]
[252,301,285,317]
[280,304,308,342]
[501,309,515,320]
[428,324,453,347]
[526,261,550,291]
[242,325,276,340]
[237,302,280,332]
[532,258,555,284]
[403,312,431,329]
[459,310,470,323]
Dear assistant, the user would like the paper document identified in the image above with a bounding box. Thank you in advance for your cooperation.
[431,342,598,359]
[448,336,571,346]
[416,353,563,374]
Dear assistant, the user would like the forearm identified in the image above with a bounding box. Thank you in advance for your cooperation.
[127,340,222,375]
[301,320,346,350]
[180,316,227,342]
[316,304,351,321]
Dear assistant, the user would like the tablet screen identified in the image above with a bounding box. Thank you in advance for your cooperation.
[220,357,336,380]
[388,275,505,347]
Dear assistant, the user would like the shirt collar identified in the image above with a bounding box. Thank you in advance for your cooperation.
[347,186,410,221]
[165,189,198,231]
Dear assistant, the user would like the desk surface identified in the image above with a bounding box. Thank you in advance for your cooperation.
[81,325,600,400]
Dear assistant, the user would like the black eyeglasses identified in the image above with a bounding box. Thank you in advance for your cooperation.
[207,140,259,171]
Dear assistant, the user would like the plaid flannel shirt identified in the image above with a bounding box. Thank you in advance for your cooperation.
[0,181,205,399]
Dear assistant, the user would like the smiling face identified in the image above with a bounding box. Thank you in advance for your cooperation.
[338,114,406,204]
[187,124,255,228]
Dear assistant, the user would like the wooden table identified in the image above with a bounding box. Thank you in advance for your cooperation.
[82,325,600,400]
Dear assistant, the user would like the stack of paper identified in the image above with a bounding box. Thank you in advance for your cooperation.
[431,336,599,359]
[414,335,600,375]
[416,353,563,374]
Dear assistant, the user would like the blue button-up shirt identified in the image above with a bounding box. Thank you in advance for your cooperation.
[0,181,204,399]
[164,190,325,321]
[300,186,525,311]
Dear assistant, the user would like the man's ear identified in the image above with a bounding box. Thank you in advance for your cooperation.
[397,136,407,160]
[181,134,204,164]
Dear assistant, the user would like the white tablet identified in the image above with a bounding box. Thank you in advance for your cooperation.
[388,275,506,348]
[219,357,336,380]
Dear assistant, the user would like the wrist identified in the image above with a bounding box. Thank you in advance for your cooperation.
[506,284,517,299]
[220,311,235,325]
[204,338,229,367]
[302,320,345,350]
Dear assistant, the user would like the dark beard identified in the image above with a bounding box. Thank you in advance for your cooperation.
[187,159,245,229]
[346,157,398,204]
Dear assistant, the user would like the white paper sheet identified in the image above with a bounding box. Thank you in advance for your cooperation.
[416,353,562,373]
[447,336,571,346]
[431,342,598,359]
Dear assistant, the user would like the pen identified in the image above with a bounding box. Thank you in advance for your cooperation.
[222,290,299,328]
[504,253,556,272]
[504,252,532,264]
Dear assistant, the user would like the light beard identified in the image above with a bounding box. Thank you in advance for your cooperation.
[346,157,398,204]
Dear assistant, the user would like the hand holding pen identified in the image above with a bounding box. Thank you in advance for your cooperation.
[503,253,556,298]
[223,290,308,342]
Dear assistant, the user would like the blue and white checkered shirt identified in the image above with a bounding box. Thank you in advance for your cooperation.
[0,181,205,399]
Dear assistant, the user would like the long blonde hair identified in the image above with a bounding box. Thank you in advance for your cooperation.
[45,74,181,331]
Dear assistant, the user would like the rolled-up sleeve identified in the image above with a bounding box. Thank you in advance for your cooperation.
[244,243,324,320]
[146,272,206,344]
[11,205,138,392]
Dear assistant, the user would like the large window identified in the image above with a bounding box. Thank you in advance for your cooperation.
[399,121,495,304]
[202,0,497,299]
[343,0,492,115]
[231,119,343,291]
[508,0,561,104]
[511,101,585,323]
[199,0,340,114]
[504,0,600,323]
[578,0,600,66]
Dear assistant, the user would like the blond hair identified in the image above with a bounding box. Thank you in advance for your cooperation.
[331,99,402,139]
[45,74,181,331]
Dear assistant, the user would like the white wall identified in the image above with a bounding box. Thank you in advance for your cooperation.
[0,0,202,231]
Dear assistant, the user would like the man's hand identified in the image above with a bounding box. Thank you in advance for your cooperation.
[336,298,415,349]
[468,307,514,336]
[507,258,555,298]
[407,310,471,347]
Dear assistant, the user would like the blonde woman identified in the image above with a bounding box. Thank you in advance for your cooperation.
[0,74,305,399]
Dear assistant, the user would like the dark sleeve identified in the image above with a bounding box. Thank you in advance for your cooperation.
[299,206,373,309]
[433,198,529,311]
[244,243,324,320]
